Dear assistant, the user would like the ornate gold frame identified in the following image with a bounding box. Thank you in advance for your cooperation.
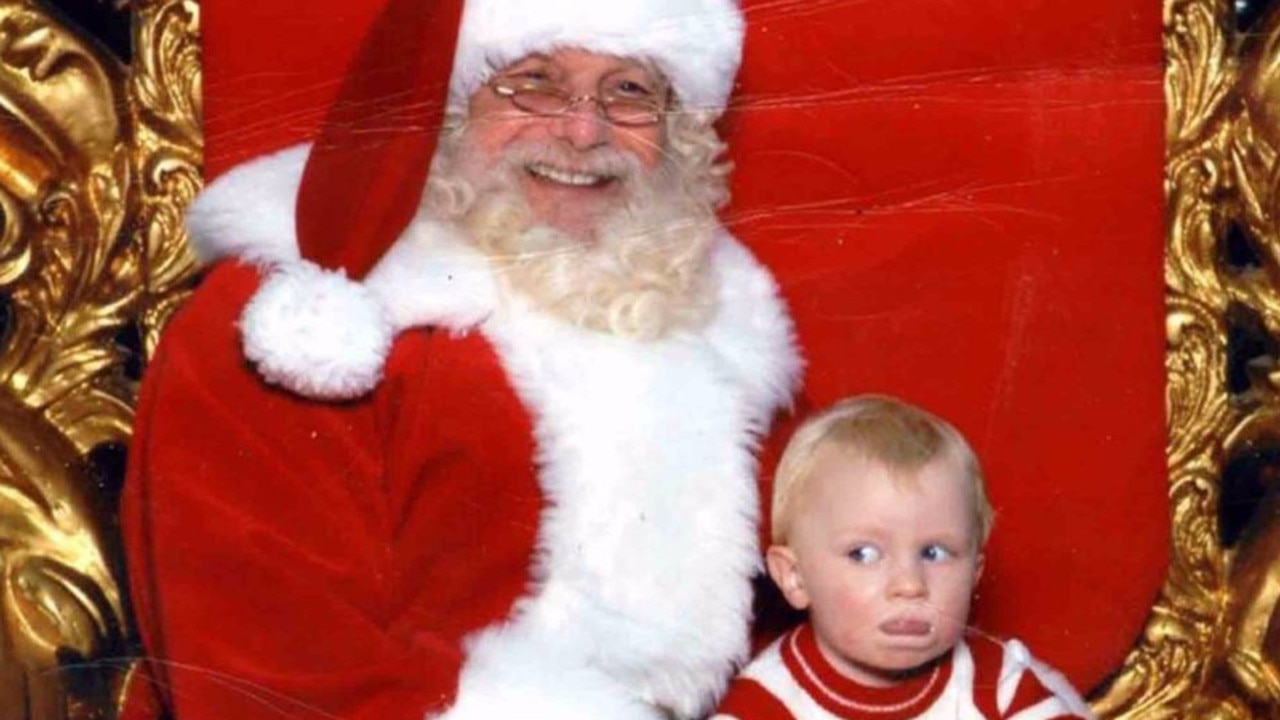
[1091,0,1280,717]
[0,0,198,717]
[1,0,1278,717]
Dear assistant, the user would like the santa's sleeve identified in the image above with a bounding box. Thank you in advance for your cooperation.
[121,262,462,720]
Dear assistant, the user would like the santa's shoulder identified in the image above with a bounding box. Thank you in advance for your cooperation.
[705,232,804,413]
[148,260,447,403]
[151,260,266,378]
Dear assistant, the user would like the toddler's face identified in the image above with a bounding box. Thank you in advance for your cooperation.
[767,448,983,687]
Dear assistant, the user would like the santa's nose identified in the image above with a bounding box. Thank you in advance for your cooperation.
[552,101,611,149]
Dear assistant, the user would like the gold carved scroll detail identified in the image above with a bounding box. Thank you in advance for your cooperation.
[1092,0,1280,717]
[0,0,201,718]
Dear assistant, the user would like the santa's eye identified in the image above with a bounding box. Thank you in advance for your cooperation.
[848,545,882,563]
[497,60,558,89]
[508,70,552,86]
[921,544,954,562]
[614,78,655,98]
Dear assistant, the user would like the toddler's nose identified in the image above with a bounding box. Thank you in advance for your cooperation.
[888,560,927,599]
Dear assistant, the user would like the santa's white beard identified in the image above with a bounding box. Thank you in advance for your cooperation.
[425,130,722,340]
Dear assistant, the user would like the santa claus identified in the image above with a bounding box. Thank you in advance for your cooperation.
[121,1,799,719]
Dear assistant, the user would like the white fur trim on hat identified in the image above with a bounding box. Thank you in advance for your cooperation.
[186,144,308,267]
[185,144,500,401]
[240,260,394,400]
[451,0,743,114]
[186,144,397,400]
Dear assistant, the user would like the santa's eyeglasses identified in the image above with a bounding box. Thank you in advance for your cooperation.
[487,75,667,127]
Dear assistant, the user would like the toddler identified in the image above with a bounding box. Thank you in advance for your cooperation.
[714,396,1095,719]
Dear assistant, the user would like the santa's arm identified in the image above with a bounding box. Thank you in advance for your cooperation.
[121,262,460,720]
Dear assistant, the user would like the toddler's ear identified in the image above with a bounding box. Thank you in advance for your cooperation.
[766,545,811,611]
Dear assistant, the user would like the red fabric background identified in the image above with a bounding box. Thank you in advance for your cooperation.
[198,0,1168,696]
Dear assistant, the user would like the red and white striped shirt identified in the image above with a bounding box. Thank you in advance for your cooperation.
[713,623,1094,720]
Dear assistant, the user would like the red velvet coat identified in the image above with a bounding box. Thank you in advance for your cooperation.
[124,261,544,719]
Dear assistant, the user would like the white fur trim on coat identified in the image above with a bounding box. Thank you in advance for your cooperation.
[451,0,744,114]
[437,622,662,720]
[363,217,497,333]
[432,231,800,720]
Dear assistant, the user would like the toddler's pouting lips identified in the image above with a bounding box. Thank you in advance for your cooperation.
[879,617,932,637]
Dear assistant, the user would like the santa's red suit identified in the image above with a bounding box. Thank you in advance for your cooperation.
[121,2,801,719]
[713,623,1093,720]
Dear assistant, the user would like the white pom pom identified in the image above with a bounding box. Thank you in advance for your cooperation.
[240,261,394,400]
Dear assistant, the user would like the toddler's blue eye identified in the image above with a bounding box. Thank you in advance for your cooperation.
[848,546,882,563]
[921,544,953,562]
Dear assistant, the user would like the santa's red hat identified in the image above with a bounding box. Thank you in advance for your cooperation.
[189,0,745,400]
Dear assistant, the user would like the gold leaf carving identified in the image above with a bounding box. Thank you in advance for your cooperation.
[1096,0,1280,716]
[0,391,126,719]
[0,0,201,717]
[128,0,200,356]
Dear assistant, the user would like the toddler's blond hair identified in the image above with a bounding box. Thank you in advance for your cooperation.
[771,395,994,546]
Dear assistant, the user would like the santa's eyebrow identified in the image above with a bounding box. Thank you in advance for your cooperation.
[497,54,555,73]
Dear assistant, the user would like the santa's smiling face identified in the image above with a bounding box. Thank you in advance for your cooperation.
[426,48,727,340]
[465,48,669,240]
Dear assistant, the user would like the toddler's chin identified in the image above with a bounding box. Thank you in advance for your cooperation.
[869,649,951,683]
